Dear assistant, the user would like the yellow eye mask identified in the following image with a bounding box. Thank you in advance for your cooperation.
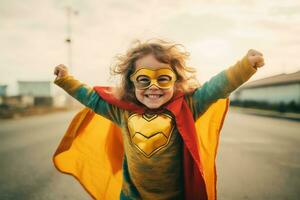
[130,68,177,90]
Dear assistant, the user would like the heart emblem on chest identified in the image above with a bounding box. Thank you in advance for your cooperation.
[127,113,174,158]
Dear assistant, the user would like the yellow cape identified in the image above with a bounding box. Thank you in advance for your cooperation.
[53,99,229,200]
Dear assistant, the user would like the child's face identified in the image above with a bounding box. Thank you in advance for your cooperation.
[133,54,175,109]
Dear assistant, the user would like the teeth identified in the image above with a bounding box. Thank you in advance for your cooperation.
[146,94,162,99]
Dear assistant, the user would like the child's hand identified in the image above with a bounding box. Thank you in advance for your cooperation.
[54,64,69,79]
[247,49,265,69]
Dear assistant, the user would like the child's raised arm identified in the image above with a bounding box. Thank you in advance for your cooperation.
[187,49,264,119]
[53,64,122,125]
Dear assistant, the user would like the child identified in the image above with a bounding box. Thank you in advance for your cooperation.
[53,39,264,200]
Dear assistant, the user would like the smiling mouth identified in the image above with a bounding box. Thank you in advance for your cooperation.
[145,94,163,99]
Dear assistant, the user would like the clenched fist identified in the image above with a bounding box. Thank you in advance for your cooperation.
[54,64,69,79]
[247,49,265,69]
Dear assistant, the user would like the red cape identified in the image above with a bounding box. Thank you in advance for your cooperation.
[53,86,229,200]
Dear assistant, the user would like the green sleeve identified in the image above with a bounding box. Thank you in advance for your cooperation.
[54,76,122,126]
[187,56,257,119]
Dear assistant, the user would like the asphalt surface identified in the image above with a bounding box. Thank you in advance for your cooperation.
[217,110,300,200]
[0,109,299,200]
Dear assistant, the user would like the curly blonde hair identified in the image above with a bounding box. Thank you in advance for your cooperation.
[110,39,199,103]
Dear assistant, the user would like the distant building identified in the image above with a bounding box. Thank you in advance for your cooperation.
[231,71,300,112]
[0,85,7,96]
[18,81,54,106]
[0,85,8,105]
[18,81,52,97]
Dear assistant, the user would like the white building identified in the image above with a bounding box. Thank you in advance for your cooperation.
[18,81,67,107]
[18,81,52,97]
[232,71,300,105]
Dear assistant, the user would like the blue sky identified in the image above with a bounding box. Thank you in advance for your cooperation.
[1,0,300,95]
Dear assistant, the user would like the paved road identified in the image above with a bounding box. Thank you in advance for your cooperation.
[218,110,300,200]
[0,111,90,200]
[0,109,299,200]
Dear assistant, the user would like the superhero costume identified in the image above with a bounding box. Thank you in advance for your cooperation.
[53,56,256,200]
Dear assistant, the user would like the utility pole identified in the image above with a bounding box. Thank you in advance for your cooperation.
[65,6,78,73]
[64,6,78,108]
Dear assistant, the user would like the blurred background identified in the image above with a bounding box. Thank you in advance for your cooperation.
[0,0,299,199]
